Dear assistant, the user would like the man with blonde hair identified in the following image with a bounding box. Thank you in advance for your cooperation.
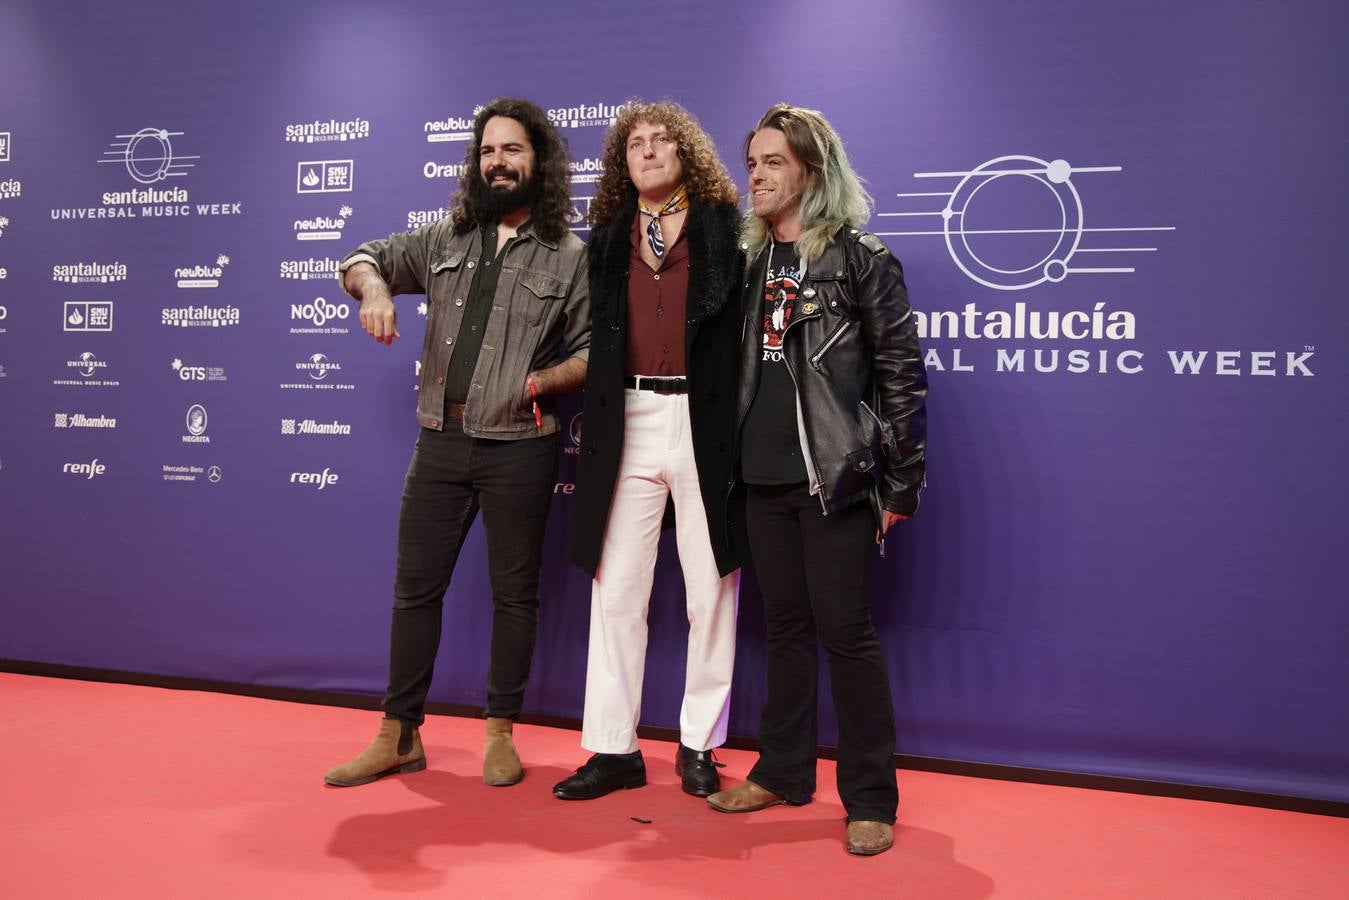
[707,104,927,857]
[559,101,745,801]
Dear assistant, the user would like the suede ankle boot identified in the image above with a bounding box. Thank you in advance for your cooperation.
[482,717,523,786]
[324,718,426,787]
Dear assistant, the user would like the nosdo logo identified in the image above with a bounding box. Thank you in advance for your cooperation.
[296,353,341,381]
[424,161,470,180]
[280,257,339,280]
[424,114,475,143]
[568,157,604,185]
[63,458,106,479]
[290,467,339,490]
[547,102,626,129]
[407,207,448,229]
[171,358,227,382]
[291,297,351,328]
[176,254,229,288]
[295,205,352,241]
[285,118,370,144]
[52,261,128,284]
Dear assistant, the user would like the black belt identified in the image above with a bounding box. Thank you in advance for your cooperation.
[624,375,688,393]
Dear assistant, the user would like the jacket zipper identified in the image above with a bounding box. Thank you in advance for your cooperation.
[809,320,853,371]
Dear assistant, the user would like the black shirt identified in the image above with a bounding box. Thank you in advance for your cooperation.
[444,223,524,411]
[741,241,809,485]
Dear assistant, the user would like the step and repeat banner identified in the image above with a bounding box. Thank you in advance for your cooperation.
[2,0,1346,801]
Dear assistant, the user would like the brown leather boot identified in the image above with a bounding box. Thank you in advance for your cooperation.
[323,718,426,787]
[845,820,894,856]
[706,780,789,813]
[482,717,523,786]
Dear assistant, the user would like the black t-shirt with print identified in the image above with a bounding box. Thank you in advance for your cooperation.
[741,241,809,486]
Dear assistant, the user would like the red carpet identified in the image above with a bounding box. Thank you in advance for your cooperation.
[2,674,1346,898]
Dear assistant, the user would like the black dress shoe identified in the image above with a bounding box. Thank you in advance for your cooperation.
[552,752,646,800]
[675,744,721,797]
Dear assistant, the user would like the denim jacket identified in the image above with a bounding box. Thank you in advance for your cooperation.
[340,217,590,438]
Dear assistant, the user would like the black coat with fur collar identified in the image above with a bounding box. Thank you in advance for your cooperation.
[569,197,746,577]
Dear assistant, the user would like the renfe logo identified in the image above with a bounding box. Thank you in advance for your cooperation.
[63,459,106,479]
[291,468,339,490]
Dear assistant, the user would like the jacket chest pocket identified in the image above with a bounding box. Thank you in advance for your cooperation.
[428,252,467,308]
[514,270,568,326]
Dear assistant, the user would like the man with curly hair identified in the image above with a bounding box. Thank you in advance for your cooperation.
[323,98,590,791]
[558,101,745,800]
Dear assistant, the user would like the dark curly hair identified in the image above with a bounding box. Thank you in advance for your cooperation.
[450,98,573,244]
[588,100,739,229]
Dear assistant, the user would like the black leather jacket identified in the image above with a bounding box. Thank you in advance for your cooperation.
[735,227,927,519]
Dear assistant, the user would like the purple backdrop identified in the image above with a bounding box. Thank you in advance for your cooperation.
[2,0,1346,802]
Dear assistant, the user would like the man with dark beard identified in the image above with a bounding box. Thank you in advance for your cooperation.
[324,98,589,790]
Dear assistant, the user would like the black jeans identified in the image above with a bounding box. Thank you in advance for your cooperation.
[745,482,899,824]
[383,424,558,725]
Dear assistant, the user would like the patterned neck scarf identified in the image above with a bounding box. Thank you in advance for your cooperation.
[637,184,689,259]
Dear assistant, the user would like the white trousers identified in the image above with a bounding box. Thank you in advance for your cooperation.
[581,389,740,754]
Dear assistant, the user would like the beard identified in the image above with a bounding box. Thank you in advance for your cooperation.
[470,165,539,218]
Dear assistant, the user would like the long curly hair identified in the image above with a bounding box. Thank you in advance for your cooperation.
[742,104,873,265]
[589,100,739,228]
[450,98,573,244]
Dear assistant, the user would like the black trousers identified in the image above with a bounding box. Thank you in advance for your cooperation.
[383,425,558,725]
[745,482,899,824]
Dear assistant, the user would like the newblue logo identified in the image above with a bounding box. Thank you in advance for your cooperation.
[295,205,351,241]
[424,114,474,143]
[568,157,604,185]
[176,254,229,288]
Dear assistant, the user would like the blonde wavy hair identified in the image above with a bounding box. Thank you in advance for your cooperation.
[588,100,740,228]
[742,104,874,264]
